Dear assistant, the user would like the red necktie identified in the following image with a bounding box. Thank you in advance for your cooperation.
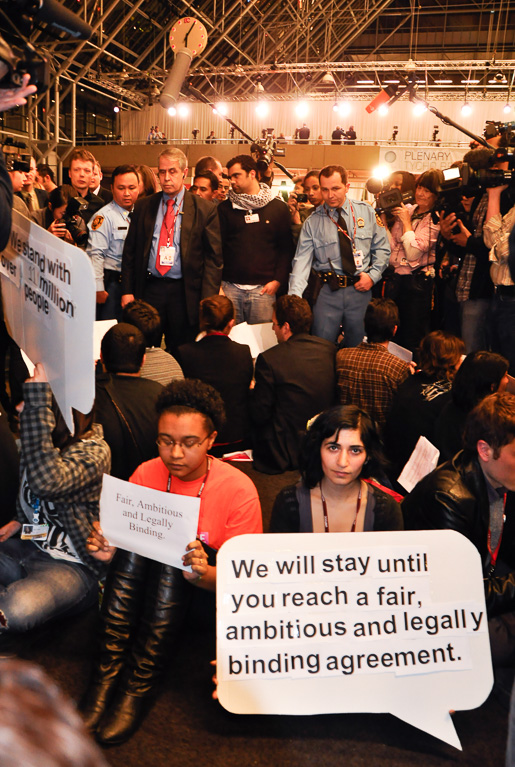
[156,198,176,275]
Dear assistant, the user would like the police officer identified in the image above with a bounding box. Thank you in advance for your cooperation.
[288,164,390,346]
[87,164,139,320]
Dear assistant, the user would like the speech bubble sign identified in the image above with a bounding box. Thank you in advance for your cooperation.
[0,210,96,431]
[216,530,493,750]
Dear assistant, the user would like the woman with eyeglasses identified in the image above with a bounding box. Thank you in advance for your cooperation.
[80,379,262,745]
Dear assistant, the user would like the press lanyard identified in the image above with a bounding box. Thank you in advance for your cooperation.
[166,457,211,497]
[320,480,362,533]
[487,492,506,573]
[326,203,357,249]
[31,492,41,525]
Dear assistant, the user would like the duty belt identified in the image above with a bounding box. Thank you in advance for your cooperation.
[318,271,358,289]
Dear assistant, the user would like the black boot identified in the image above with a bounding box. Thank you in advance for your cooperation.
[80,551,149,732]
[96,562,189,746]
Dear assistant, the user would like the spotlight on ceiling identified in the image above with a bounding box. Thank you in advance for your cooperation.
[413,102,427,116]
[177,103,189,117]
[378,104,389,116]
[255,100,269,118]
[168,106,177,116]
[294,100,309,118]
[503,102,512,114]
[461,102,472,116]
[113,105,120,113]
[214,102,228,116]
[255,81,265,93]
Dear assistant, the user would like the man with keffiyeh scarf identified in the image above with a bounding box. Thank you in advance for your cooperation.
[217,154,295,325]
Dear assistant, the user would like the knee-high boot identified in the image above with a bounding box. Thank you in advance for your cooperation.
[79,550,150,731]
[96,561,189,745]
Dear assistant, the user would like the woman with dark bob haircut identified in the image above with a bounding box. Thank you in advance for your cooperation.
[270,405,403,534]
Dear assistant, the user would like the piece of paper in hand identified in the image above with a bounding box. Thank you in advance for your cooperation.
[388,340,413,363]
[99,475,200,570]
[397,436,440,493]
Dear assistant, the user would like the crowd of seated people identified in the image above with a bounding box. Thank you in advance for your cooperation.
[2,137,515,754]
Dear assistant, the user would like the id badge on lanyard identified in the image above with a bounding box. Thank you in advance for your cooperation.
[21,495,49,541]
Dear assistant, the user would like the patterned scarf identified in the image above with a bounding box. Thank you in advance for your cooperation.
[229,182,274,210]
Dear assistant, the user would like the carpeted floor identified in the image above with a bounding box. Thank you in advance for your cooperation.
[15,462,510,767]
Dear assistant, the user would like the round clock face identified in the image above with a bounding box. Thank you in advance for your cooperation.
[169,17,208,56]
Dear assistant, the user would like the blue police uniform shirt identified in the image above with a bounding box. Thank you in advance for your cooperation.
[288,199,390,296]
[87,200,131,291]
[147,186,185,279]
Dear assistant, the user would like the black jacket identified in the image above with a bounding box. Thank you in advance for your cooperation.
[402,449,515,617]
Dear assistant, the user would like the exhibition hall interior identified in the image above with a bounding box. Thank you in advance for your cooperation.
[1,1,515,765]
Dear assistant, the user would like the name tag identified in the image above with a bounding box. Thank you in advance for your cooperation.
[159,245,176,266]
[353,249,364,269]
[244,213,260,224]
[21,523,49,541]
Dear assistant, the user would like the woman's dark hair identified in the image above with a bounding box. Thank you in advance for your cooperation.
[199,295,235,332]
[299,405,386,489]
[418,331,465,380]
[451,351,509,411]
[303,169,320,184]
[156,379,226,434]
[388,170,416,193]
[48,184,74,210]
[415,168,443,196]
[134,164,158,196]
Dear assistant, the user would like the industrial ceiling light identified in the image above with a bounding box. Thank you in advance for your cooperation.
[378,104,389,116]
[503,102,512,114]
[168,106,177,116]
[321,71,336,85]
[214,102,228,115]
[255,100,269,118]
[177,103,189,117]
[413,102,427,116]
[461,102,472,116]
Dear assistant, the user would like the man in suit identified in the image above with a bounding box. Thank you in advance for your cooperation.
[90,160,113,205]
[250,295,336,474]
[121,147,223,356]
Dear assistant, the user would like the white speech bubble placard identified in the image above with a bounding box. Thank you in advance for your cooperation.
[0,210,96,431]
[216,530,493,750]
[99,474,200,570]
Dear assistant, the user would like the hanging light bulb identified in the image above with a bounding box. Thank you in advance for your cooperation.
[461,102,472,116]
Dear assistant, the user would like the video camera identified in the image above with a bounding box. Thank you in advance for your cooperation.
[484,120,515,145]
[0,0,92,93]
[251,129,285,173]
[365,178,414,214]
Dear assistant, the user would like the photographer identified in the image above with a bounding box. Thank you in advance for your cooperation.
[483,153,515,374]
[437,149,500,352]
[36,184,87,248]
[288,171,323,244]
[386,168,442,355]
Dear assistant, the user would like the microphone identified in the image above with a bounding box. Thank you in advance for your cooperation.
[365,178,383,195]
[160,50,193,109]
[34,0,93,39]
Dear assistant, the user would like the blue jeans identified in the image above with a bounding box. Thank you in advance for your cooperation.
[222,282,275,325]
[0,537,97,632]
[96,276,123,322]
[459,297,490,354]
[312,283,370,346]
[489,293,515,375]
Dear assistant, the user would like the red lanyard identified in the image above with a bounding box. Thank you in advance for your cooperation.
[166,458,211,496]
[326,203,357,247]
[320,480,362,533]
[487,492,506,571]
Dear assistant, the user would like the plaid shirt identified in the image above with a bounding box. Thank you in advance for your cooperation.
[336,342,411,430]
[15,383,111,577]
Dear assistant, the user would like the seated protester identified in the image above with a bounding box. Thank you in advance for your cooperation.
[178,295,253,456]
[35,185,87,247]
[336,298,412,433]
[270,405,403,534]
[0,363,110,636]
[383,330,465,481]
[402,393,515,671]
[95,324,163,480]
[435,351,509,462]
[80,379,263,745]
[250,295,336,474]
[122,300,183,386]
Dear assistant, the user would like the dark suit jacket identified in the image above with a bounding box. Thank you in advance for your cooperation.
[121,190,223,328]
[17,187,48,210]
[250,333,336,474]
[178,334,253,446]
[97,186,113,205]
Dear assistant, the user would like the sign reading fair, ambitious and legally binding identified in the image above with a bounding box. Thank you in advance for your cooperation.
[100,474,200,570]
[216,530,493,750]
[0,209,96,431]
